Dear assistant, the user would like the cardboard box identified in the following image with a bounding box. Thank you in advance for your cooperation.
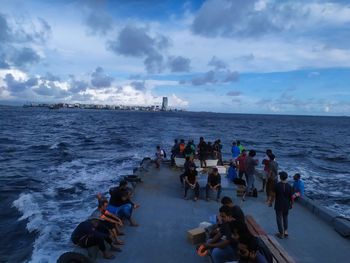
[187,227,206,245]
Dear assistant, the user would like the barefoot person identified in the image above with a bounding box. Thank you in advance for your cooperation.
[107,180,139,227]
[274,171,293,239]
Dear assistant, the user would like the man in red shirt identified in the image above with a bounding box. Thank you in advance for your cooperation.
[235,150,247,181]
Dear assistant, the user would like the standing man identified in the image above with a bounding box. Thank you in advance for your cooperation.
[206,168,222,201]
[170,139,179,166]
[260,149,272,192]
[236,150,247,180]
[266,154,278,206]
[245,150,258,195]
[198,137,208,168]
[274,171,293,239]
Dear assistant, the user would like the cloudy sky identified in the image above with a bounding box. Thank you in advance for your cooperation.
[0,0,350,115]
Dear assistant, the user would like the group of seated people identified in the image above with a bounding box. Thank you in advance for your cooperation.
[171,137,224,166]
[71,180,139,260]
[180,157,222,201]
[199,196,269,263]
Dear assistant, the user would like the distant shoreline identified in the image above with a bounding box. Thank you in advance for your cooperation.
[0,104,349,118]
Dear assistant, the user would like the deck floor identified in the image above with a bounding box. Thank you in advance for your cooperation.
[98,163,350,263]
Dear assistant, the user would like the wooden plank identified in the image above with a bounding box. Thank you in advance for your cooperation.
[246,215,296,263]
[265,235,296,263]
[246,215,267,235]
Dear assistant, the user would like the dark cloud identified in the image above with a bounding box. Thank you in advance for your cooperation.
[144,53,164,74]
[226,91,241,96]
[191,70,216,86]
[3,73,38,93]
[130,81,146,91]
[11,47,40,67]
[107,25,170,73]
[91,67,113,88]
[191,0,307,38]
[168,56,191,72]
[85,11,113,36]
[208,56,227,70]
[69,76,89,93]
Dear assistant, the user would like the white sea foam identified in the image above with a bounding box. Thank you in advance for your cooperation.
[49,143,59,150]
[12,155,138,262]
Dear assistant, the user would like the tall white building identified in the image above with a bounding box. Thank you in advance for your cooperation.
[161,97,168,111]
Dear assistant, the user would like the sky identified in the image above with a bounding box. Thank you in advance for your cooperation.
[0,0,350,116]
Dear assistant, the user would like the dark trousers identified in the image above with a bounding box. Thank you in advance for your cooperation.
[238,171,246,180]
[180,173,185,185]
[205,184,222,199]
[276,210,289,234]
[78,233,112,252]
[184,182,199,198]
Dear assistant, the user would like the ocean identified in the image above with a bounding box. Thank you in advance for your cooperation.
[0,106,349,262]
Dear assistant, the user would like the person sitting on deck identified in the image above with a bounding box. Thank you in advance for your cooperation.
[71,219,118,260]
[237,234,269,263]
[209,196,246,239]
[184,165,200,201]
[197,137,208,168]
[180,156,196,185]
[107,180,140,227]
[221,196,245,223]
[92,196,125,244]
[292,173,305,201]
[206,168,222,201]
[227,161,238,182]
[155,145,164,168]
[202,206,239,263]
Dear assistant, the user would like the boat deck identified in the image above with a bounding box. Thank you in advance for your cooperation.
[96,161,350,263]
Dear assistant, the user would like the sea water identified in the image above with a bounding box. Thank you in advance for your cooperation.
[0,106,349,262]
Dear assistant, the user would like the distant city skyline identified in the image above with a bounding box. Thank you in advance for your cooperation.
[0,0,350,116]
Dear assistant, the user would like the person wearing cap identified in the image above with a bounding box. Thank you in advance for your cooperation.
[273,171,293,239]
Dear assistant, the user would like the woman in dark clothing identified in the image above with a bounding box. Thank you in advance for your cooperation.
[274,171,293,239]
